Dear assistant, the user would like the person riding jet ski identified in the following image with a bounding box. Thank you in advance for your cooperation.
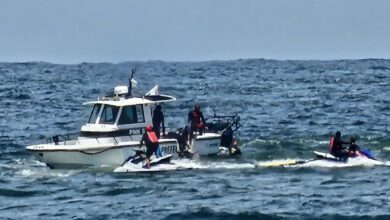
[330,131,350,161]
[140,124,160,168]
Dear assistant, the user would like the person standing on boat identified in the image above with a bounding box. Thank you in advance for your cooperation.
[186,104,207,147]
[152,105,165,138]
[330,131,350,160]
[140,125,159,168]
[188,104,206,135]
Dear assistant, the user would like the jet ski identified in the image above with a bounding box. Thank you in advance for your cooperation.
[257,149,384,168]
[309,150,384,167]
[114,151,191,173]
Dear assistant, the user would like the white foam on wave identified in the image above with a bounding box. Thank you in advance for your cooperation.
[317,140,330,145]
[242,138,280,147]
[8,158,80,179]
[382,147,390,152]
[0,164,78,179]
[16,168,80,178]
[170,159,255,170]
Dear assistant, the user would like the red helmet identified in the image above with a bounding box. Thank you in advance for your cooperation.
[145,124,153,132]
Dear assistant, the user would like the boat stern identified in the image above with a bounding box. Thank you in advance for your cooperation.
[191,133,221,155]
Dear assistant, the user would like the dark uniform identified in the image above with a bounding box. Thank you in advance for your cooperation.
[152,105,165,138]
[331,131,350,160]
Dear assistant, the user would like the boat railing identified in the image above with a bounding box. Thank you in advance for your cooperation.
[47,133,121,146]
[46,133,80,145]
[205,113,241,133]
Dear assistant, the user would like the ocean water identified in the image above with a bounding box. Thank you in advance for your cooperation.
[1,59,390,219]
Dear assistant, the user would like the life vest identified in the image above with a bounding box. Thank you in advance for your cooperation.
[328,137,334,153]
[192,111,201,124]
[146,130,159,144]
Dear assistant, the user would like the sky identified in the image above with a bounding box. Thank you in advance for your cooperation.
[0,0,389,63]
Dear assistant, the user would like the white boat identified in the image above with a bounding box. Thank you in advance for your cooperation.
[26,74,238,169]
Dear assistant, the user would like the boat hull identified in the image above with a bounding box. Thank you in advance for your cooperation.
[191,133,221,155]
[26,133,223,169]
[26,140,179,169]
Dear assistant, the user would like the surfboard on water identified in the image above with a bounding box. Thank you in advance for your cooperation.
[257,159,303,167]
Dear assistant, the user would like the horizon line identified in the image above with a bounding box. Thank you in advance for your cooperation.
[1,57,390,65]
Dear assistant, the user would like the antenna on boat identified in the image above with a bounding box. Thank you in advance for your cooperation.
[128,69,136,97]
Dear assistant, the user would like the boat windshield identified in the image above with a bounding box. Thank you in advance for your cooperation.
[88,104,101,124]
[118,105,145,125]
[99,105,120,124]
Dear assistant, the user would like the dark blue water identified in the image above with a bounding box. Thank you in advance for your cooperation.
[1,59,390,219]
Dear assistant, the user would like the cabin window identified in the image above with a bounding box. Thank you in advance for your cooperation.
[88,104,101,124]
[99,105,120,124]
[118,105,145,125]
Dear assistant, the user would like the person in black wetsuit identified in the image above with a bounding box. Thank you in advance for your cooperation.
[152,105,165,139]
[331,131,350,160]
[188,104,206,135]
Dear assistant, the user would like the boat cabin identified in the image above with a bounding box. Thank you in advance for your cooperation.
[79,85,175,138]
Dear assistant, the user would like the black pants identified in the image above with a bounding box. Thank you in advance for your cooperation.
[190,123,203,136]
[332,151,349,161]
[146,144,158,159]
[153,126,161,139]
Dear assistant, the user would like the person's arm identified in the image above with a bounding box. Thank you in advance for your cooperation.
[200,111,206,125]
[339,139,350,150]
[162,113,165,134]
[140,134,145,148]
[188,111,192,123]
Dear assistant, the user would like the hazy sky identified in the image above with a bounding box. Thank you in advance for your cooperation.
[1,0,389,63]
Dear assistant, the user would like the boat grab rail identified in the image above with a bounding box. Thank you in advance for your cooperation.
[47,133,121,146]
[205,113,241,132]
[46,133,80,145]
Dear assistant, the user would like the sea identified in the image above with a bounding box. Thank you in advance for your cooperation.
[1,59,390,219]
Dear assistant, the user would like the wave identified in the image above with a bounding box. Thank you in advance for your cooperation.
[256,157,390,168]
[168,159,255,170]
[163,207,282,220]
[0,188,41,197]
[163,207,390,220]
